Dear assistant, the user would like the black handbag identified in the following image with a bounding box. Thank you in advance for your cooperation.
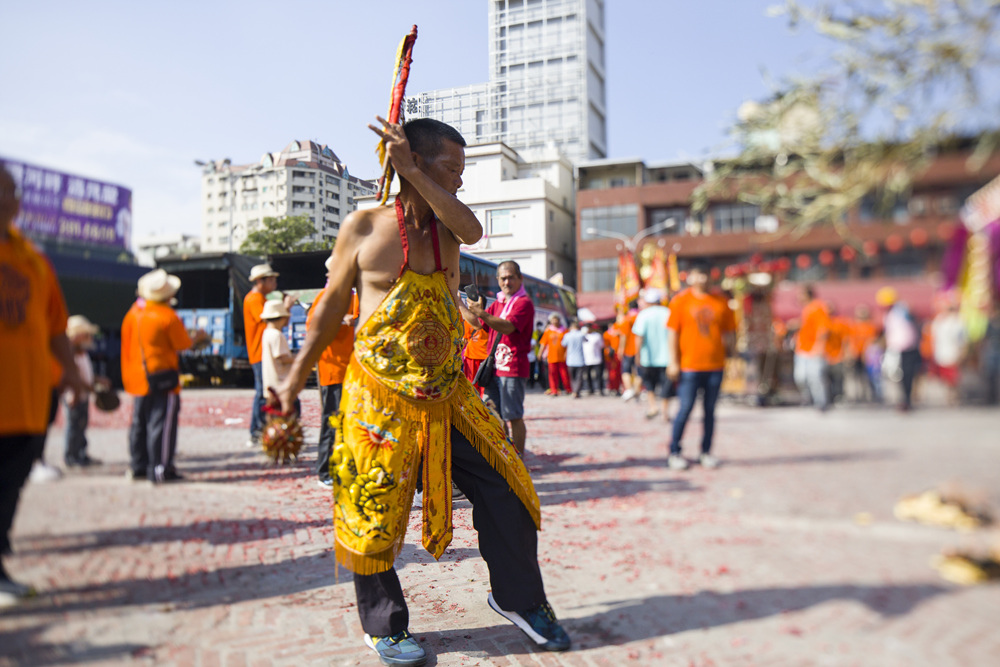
[472,330,503,389]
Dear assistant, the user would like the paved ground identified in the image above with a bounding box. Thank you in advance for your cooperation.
[2,387,999,666]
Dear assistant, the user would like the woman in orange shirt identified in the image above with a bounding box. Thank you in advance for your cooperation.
[538,314,570,395]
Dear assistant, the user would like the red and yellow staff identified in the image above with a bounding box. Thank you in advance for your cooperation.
[375,25,419,205]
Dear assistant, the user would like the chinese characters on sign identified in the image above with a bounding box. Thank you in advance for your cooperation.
[2,156,132,249]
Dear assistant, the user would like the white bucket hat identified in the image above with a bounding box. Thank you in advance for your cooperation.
[249,264,280,282]
[66,314,99,337]
[138,269,181,303]
[261,300,291,320]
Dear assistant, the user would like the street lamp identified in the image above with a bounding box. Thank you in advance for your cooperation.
[584,217,677,252]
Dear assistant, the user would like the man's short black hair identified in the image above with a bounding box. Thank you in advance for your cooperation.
[403,118,466,161]
[496,260,522,278]
[688,259,710,274]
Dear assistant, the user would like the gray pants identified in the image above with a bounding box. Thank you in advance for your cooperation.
[63,397,90,465]
[794,353,829,409]
[128,391,180,481]
[317,383,342,482]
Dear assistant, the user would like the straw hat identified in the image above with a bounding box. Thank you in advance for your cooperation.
[66,314,99,338]
[137,269,181,303]
[261,300,291,320]
[249,264,279,282]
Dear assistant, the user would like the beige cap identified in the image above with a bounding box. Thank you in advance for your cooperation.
[261,300,291,320]
[66,314,99,337]
[138,269,181,303]
[249,264,279,282]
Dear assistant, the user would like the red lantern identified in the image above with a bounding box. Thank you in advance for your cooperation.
[910,228,929,247]
[678,270,688,283]
[937,222,955,242]
[840,245,857,262]
[885,234,904,253]
[725,265,738,278]
[710,267,721,280]
[776,257,792,272]
[796,253,812,269]
[862,240,879,256]
[750,253,764,265]
[818,249,835,266]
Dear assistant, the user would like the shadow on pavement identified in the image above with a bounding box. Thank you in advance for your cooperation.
[533,477,700,506]
[433,582,949,659]
[16,516,332,556]
[722,448,898,468]
[0,623,147,666]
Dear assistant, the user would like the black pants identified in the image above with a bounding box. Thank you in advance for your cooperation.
[317,383,342,482]
[128,391,180,480]
[354,426,545,636]
[0,434,43,556]
[900,349,922,409]
[63,397,90,464]
[569,365,586,395]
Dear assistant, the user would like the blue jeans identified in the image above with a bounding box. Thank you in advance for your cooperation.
[669,370,724,456]
[250,361,264,438]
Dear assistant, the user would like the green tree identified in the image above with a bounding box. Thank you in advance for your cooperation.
[239,215,330,255]
[694,0,1000,233]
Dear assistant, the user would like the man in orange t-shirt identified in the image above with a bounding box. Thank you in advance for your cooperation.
[793,285,831,410]
[618,309,640,401]
[847,305,879,402]
[122,269,204,483]
[538,314,570,395]
[308,256,358,488]
[604,323,622,394]
[1,164,86,600]
[243,263,296,445]
[462,320,490,386]
[665,264,735,470]
[824,306,850,402]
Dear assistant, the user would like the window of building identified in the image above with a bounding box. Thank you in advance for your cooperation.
[711,203,761,234]
[647,207,686,235]
[581,257,617,292]
[580,204,638,240]
[489,209,512,235]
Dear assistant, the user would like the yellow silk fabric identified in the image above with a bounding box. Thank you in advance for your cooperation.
[331,268,540,575]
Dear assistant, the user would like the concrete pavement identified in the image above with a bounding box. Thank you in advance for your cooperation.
[2,388,999,666]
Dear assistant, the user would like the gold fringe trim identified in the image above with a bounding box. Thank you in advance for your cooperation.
[335,539,401,575]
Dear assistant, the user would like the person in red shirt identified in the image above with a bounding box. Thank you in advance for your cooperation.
[0,164,86,603]
[793,284,831,410]
[666,264,735,470]
[467,260,535,455]
[538,314,570,395]
[308,256,358,488]
[243,264,296,446]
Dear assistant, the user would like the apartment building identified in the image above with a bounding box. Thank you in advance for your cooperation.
[199,140,375,252]
[406,0,607,164]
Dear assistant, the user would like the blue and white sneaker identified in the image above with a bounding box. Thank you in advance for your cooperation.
[487,592,571,652]
[363,630,427,666]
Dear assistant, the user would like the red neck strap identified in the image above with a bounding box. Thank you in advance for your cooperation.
[395,198,443,273]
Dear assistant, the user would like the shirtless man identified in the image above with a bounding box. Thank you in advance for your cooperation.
[278,118,569,666]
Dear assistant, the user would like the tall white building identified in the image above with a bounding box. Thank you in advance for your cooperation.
[406,0,607,164]
[357,141,576,285]
[199,140,375,253]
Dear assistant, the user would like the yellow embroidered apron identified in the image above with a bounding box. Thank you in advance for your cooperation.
[331,200,540,575]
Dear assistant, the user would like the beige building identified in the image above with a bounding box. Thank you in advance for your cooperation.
[358,141,576,284]
[198,140,375,252]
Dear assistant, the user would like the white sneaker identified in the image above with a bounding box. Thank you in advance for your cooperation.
[620,389,636,402]
[667,455,689,471]
[0,578,35,607]
[699,453,720,469]
[29,461,61,483]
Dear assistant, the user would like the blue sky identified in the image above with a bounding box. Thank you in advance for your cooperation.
[0,1,834,243]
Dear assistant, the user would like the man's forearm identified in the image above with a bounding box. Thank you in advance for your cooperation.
[398,167,482,244]
[477,310,516,335]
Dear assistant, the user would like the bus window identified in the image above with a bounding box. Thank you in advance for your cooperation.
[458,255,476,291]
[475,260,498,299]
